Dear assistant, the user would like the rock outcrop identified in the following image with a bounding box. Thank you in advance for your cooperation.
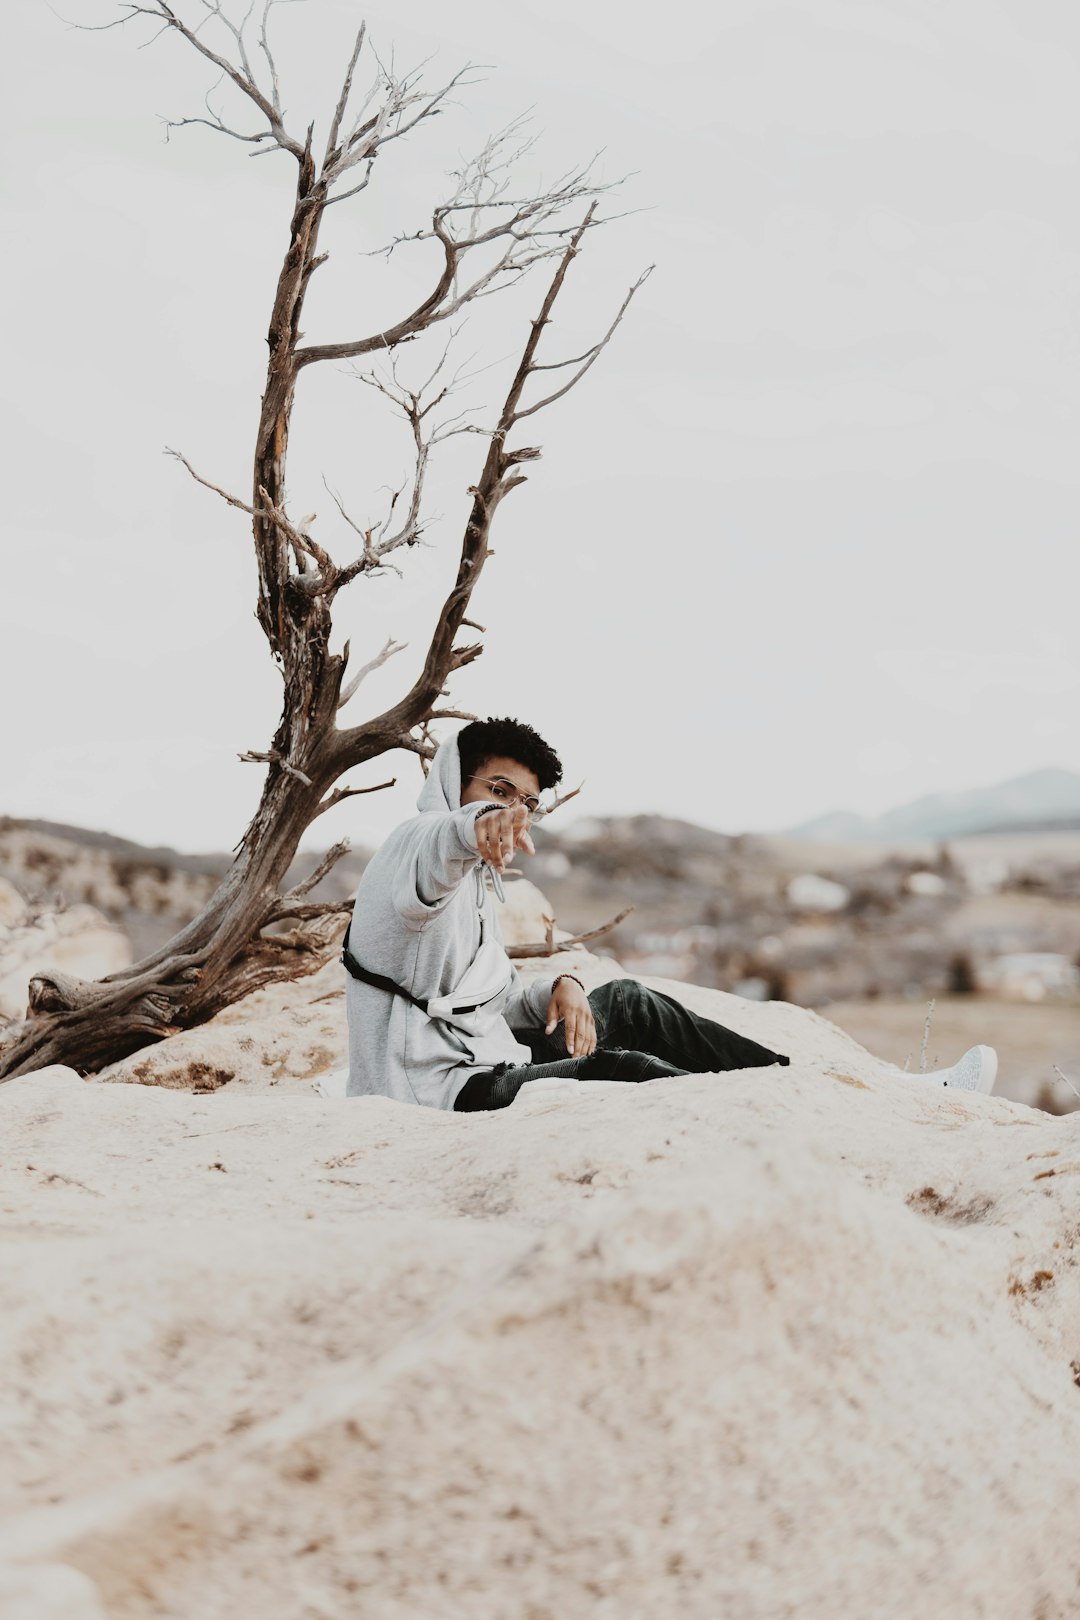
[3,975,1080,1618]
[0,904,131,1022]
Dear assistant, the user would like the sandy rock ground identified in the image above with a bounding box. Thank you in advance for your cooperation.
[94,885,621,1095]
[5,961,1080,1619]
[96,955,350,1094]
[0,878,26,931]
[0,907,131,1023]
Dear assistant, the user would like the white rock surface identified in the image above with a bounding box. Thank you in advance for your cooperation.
[786,872,850,912]
[0,906,131,1021]
[491,873,556,945]
[0,877,26,930]
[906,869,948,897]
[98,955,348,1092]
[3,978,1080,1618]
[0,1561,109,1620]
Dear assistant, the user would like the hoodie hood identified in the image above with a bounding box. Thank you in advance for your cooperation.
[417,735,463,814]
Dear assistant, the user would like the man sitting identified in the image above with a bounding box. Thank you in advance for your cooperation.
[343,717,996,1110]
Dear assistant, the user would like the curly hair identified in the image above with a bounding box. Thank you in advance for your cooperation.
[457,716,563,792]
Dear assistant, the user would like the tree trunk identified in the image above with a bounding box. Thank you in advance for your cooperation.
[0,20,645,1083]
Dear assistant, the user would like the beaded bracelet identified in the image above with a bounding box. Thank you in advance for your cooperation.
[553,972,585,994]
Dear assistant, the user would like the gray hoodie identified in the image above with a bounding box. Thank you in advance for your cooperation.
[344,736,557,1108]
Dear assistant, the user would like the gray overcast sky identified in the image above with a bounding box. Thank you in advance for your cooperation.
[4,0,1080,852]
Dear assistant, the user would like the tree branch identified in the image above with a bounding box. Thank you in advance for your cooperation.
[323,22,366,163]
[333,343,486,582]
[312,778,397,820]
[394,731,438,761]
[258,0,294,117]
[332,206,614,771]
[166,446,250,512]
[101,1,305,158]
[338,637,407,709]
[326,61,478,190]
[282,839,350,899]
[296,143,608,369]
[513,266,653,421]
[264,896,353,924]
[238,748,312,786]
[1,6,645,1084]
[534,783,583,822]
[168,449,336,588]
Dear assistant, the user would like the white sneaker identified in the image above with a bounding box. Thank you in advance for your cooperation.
[910,1045,998,1096]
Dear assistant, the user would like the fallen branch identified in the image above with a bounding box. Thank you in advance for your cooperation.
[507,905,633,959]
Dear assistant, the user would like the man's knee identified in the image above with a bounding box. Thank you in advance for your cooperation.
[612,977,652,1018]
[588,977,652,1043]
[589,977,643,1011]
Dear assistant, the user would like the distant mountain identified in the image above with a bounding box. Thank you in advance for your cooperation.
[5,818,232,876]
[791,767,1080,843]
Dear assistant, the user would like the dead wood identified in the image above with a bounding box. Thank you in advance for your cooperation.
[507,907,635,959]
[1,5,646,1080]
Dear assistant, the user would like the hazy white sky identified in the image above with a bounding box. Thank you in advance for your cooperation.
[4,0,1080,852]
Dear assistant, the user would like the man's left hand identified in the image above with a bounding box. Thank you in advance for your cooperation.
[545,978,597,1058]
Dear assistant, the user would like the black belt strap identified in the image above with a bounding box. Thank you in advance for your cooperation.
[341,929,486,1017]
[342,942,428,1010]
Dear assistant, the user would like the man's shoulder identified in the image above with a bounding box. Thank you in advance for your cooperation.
[384,805,475,848]
[362,809,472,875]
[383,809,451,846]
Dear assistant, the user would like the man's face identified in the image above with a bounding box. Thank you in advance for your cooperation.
[460,755,542,814]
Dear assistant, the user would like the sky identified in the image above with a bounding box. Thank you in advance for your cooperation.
[4,0,1080,853]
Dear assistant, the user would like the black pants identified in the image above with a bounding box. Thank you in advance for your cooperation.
[453,977,788,1112]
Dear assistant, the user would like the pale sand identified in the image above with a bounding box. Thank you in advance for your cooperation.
[3,963,1080,1617]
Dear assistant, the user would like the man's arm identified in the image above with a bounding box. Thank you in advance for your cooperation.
[393,798,537,925]
[504,969,557,1032]
[390,804,494,925]
[506,970,598,1057]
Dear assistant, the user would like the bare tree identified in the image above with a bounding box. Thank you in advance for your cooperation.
[0,2,648,1080]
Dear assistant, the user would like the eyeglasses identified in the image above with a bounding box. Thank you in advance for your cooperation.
[466,775,543,817]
